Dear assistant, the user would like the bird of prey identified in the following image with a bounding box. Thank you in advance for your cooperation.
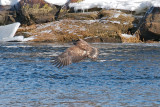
[52,39,99,68]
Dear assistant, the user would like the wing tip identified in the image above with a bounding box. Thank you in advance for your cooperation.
[52,57,70,68]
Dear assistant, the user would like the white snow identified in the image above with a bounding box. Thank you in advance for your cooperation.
[113,13,121,18]
[0,22,34,42]
[41,30,52,33]
[0,0,20,5]
[1,0,160,13]
[45,0,159,13]
[121,33,136,38]
[70,0,160,13]
[44,0,68,6]
[110,21,121,24]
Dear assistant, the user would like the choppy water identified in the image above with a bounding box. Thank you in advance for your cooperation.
[0,42,160,107]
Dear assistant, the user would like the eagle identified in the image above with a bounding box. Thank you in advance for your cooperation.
[52,39,99,68]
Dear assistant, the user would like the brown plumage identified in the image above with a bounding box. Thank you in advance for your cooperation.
[52,39,99,68]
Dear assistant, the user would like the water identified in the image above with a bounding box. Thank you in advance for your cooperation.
[0,42,160,107]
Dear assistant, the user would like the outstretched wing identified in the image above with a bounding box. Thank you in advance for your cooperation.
[52,46,87,68]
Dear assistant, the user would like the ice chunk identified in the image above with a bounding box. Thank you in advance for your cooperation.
[8,35,35,42]
[0,22,20,41]
[0,22,34,42]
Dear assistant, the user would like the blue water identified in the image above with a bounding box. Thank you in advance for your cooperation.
[0,42,160,107]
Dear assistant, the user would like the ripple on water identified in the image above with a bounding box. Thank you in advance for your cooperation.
[0,42,160,106]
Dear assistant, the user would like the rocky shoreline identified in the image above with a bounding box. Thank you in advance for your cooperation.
[0,0,160,43]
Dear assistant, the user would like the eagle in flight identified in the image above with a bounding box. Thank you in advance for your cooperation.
[52,39,99,68]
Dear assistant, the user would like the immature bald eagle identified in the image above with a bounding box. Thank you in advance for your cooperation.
[53,39,99,68]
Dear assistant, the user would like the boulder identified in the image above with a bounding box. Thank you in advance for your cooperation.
[0,5,16,25]
[0,10,8,25]
[138,7,160,41]
[0,0,61,25]
[15,0,58,25]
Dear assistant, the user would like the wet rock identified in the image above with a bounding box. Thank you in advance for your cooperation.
[138,7,160,41]
[15,0,58,25]
[84,36,122,43]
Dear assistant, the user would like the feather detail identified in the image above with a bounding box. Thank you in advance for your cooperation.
[52,39,98,68]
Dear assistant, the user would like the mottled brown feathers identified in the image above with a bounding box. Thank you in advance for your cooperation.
[52,39,99,68]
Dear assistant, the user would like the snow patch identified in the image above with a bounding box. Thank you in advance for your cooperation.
[0,0,20,5]
[68,0,160,13]
[110,21,121,24]
[113,13,121,18]
[121,34,135,38]
[44,0,68,6]
[41,30,52,33]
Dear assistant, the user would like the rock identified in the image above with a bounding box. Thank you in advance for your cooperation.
[55,1,84,20]
[0,10,8,25]
[15,7,138,43]
[98,9,135,34]
[70,0,84,3]
[56,0,94,20]
[17,9,137,43]
[0,0,60,25]
[16,24,37,38]
[19,20,122,43]
[15,0,58,25]
[84,36,122,43]
[0,5,16,25]
[87,7,102,12]
[138,7,160,41]
[59,12,99,20]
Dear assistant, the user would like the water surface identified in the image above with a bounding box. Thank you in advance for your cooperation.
[0,42,160,107]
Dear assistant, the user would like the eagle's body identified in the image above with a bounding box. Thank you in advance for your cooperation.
[53,39,99,68]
